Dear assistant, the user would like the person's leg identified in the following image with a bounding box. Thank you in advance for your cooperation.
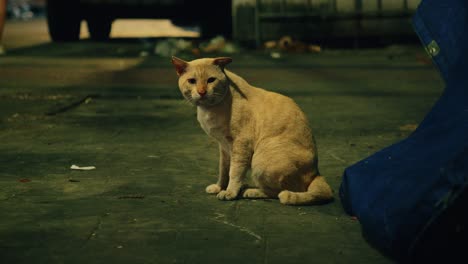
[0,0,6,54]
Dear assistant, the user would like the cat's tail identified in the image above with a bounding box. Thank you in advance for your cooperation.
[278,176,333,205]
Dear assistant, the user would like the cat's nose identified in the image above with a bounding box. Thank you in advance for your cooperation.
[198,90,207,97]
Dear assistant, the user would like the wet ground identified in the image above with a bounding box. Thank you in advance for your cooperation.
[0,19,444,263]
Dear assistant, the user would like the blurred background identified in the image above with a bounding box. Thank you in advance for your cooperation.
[2,0,422,51]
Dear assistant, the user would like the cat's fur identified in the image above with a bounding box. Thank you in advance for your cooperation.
[171,56,333,205]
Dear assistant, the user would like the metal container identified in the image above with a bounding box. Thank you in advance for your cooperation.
[232,0,422,47]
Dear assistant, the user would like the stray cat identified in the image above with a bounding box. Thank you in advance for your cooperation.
[171,56,333,205]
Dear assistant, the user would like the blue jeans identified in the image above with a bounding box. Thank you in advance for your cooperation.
[340,0,468,261]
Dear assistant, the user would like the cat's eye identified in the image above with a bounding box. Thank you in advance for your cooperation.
[188,78,196,84]
[207,77,216,83]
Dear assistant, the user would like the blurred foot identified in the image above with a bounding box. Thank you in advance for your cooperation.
[0,45,5,55]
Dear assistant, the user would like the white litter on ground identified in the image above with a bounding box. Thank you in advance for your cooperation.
[70,164,96,170]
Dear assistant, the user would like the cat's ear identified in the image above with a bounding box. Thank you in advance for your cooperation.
[171,56,188,76]
[213,57,232,68]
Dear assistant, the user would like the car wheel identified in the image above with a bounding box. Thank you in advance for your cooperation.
[46,0,81,42]
[200,16,232,39]
[200,0,232,39]
[87,17,113,41]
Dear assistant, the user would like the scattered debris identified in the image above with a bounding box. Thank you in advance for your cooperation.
[351,216,359,221]
[278,35,294,50]
[7,113,49,122]
[198,35,239,54]
[70,165,96,171]
[19,179,31,183]
[222,42,239,54]
[116,245,123,249]
[264,36,321,54]
[399,124,418,132]
[200,35,226,53]
[154,38,193,57]
[46,94,99,116]
[9,1,34,20]
[153,36,239,57]
[8,113,21,121]
[154,39,177,57]
[118,194,145,199]
[270,52,281,59]
[1,93,73,101]
[308,45,322,53]
[264,40,277,49]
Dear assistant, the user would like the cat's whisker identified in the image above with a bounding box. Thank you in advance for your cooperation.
[184,94,195,104]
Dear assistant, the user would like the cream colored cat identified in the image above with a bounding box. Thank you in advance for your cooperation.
[171,56,333,205]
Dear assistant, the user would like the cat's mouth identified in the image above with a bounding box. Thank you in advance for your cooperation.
[187,87,228,106]
[193,96,211,106]
[192,94,225,106]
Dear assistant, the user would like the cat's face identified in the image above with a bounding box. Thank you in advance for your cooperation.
[172,57,232,106]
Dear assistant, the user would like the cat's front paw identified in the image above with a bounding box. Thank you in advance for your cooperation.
[206,184,222,194]
[217,190,238,201]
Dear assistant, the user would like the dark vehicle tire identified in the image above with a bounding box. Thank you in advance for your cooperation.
[46,0,81,42]
[200,0,232,39]
[87,17,113,41]
[201,19,232,39]
[201,17,232,39]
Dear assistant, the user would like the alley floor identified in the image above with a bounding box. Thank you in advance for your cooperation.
[0,18,444,263]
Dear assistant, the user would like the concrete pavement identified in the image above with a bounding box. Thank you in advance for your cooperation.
[0,18,443,263]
